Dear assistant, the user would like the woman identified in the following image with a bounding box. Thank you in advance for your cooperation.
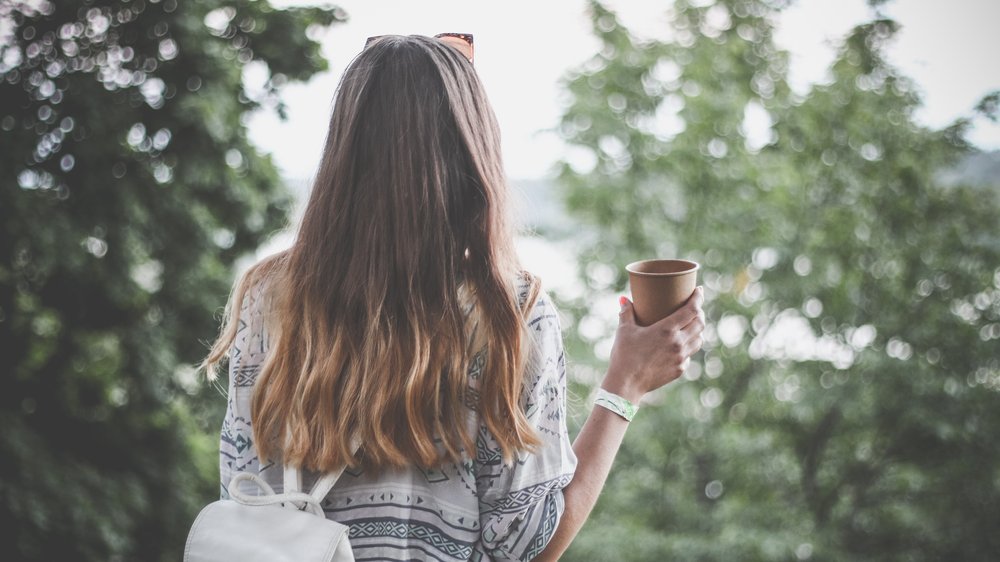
[200,34,705,561]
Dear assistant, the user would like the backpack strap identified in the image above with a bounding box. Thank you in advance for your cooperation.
[281,435,362,512]
[228,472,327,517]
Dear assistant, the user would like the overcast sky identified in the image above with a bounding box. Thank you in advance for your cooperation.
[245,0,1000,181]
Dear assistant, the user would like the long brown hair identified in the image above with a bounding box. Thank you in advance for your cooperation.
[199,35,542,472]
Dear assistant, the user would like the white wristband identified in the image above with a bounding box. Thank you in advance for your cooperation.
[594,388,639,422]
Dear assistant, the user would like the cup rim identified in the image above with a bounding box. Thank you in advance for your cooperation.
[625,258,700,276]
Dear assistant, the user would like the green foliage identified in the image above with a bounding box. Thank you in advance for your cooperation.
[974,90,999,122]
[0,0,345,559]
[557,1,1000,560]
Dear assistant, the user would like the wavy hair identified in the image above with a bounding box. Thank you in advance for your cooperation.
[199,35,542,472]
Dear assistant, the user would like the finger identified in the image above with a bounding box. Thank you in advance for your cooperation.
[681,316,705,346]
[668,357,691,382]
[618,296,636,326]
[684,334,704,357]
[656,286,704,331]
[681,309,706,334]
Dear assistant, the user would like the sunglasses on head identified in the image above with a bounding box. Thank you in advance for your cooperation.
[364,33,474,64]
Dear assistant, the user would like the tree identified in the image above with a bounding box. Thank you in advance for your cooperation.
[555,1,1000,560]
[0,0,345,559]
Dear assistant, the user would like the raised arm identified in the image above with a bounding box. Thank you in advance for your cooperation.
[533,287,705,561]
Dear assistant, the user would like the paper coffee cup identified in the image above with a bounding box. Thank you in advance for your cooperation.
[625,259,700,327]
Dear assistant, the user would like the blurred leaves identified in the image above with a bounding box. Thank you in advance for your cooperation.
[0,0,344,559]
[974,90,999,122]
[556,0,1000,560]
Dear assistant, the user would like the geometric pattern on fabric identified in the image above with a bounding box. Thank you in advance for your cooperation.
[348,518,475,559]
[523,492,563,560]
[480,474,574,517]
[232,364,260,387]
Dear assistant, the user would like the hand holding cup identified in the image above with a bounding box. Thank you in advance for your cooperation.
[603,285,706,403]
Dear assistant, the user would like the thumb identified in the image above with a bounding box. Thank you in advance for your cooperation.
[618,296,636,325]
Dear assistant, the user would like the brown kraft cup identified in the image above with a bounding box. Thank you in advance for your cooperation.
[625,259,700,327]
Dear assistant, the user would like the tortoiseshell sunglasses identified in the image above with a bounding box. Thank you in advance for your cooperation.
[364,33,474,64]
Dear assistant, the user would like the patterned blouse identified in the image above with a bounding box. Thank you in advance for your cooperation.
[218,273,578,561]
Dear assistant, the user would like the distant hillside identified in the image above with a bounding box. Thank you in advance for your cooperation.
[276,149,998,247]
[508,177,575,237]
[938,149,1000,188]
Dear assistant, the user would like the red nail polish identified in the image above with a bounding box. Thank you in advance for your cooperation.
[619,296,628,307]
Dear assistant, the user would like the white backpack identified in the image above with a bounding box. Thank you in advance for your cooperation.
[184,460,354,562]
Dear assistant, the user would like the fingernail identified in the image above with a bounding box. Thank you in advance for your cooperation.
[619,296,628,310]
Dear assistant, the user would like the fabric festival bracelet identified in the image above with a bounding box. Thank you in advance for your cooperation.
[594,388,639,422]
